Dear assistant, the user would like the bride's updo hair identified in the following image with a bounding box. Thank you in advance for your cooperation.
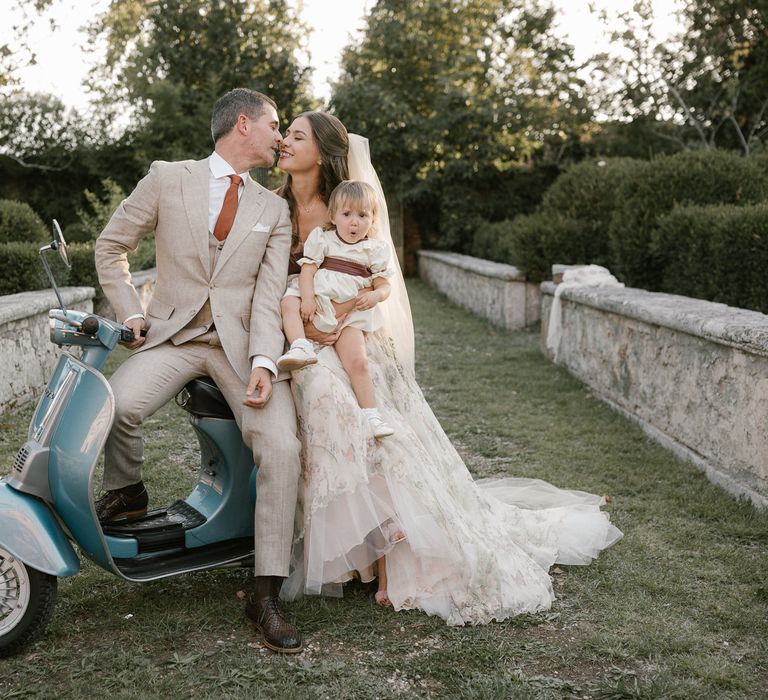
[281,111,350,244]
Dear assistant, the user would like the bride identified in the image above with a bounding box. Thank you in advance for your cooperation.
[276,111,622,625]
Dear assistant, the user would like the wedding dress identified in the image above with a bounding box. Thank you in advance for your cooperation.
[281,136,622,625]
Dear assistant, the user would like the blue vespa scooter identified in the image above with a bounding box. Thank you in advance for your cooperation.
[0,222,258,657]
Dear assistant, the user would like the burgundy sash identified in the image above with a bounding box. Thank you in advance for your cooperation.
[320,256,371,277]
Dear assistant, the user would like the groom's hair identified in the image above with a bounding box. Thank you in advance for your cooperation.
[211,88,277,143]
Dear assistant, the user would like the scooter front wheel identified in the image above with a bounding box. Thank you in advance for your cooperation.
[0,547,57,657]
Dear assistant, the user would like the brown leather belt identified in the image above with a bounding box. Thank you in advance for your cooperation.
[319,256,371,277]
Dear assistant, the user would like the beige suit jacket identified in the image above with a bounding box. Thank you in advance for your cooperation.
[95,158,291,384]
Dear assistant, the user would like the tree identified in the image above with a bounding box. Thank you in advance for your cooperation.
[87,0,315,162]
[675,0,768,154]
[0,91,83,171]
[0,1,55,87]
[0,90,101,226]
[330,0,589,250]
[589,0,768,155]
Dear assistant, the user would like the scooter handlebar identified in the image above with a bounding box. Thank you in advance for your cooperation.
[79,315,145,343]
[119,326,147,344]
[49,310,141,348]
[81,316,100,335]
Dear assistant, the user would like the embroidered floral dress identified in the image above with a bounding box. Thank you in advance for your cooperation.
[283,332,623,625]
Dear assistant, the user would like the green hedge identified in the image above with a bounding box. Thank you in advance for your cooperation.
[607,150,768,289]
[0,243,51,295]
[471,214,595,283]
[471,158,633,281]
[63,239,156,291]
[0,199,48,244]
[416,161,561,254]
[129,238,156,273]
[66,243,100,289]
[469,150,768,311]
[0,238,155,296]
[470,219,516,263]
[654,202,768,312]
[66,178,128,243]
[540,158,636,238]
[508,214,590,283]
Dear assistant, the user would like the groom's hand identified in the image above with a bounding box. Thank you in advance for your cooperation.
[244,367,273,408]
[121,317,147,350]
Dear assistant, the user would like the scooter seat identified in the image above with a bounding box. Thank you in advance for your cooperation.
[176,376,234,419]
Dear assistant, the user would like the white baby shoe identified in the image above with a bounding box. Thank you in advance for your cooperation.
[277,345,318,371]
[367,413,394,439]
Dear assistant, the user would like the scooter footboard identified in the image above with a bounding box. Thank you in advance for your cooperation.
[0,481,80,577]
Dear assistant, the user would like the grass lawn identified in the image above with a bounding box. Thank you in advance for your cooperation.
[1,278,766,699]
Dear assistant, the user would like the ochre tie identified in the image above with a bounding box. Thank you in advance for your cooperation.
[213,174,243,241]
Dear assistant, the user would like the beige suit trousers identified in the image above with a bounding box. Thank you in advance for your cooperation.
[104,338,301,577]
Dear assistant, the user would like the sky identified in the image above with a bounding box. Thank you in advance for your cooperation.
[2,0,683,112]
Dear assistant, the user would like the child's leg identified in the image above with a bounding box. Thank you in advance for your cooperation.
[281,296,306,344]
[335,327,395,437]
[334,326,375,408]
[277,296,317,371]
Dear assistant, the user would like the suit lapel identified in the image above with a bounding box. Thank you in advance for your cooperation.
[212,177,266,279]
[181,159,211,270]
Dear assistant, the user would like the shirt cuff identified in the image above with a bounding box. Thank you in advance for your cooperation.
[123,313,145,324]
[251,355,278,378]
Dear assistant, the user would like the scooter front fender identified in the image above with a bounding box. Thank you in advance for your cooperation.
[0,480,80,577]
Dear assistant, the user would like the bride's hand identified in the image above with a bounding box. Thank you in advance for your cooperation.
[304,313,348,345]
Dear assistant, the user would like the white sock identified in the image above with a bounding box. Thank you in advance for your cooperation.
[290,338,313,351]
[362,408,381,420]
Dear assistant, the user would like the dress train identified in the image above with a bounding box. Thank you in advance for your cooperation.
[282,333,622,625]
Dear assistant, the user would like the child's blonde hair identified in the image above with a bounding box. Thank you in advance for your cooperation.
[327,180,379,236]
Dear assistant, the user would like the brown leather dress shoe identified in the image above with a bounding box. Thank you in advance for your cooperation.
[95,482,148,523]
[245,576,303,654]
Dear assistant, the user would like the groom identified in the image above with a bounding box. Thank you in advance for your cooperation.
[94,88,302,654]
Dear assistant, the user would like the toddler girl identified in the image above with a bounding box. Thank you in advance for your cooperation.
[277,180,395,438]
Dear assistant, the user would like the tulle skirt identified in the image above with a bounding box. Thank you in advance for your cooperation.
[282,333,622,625]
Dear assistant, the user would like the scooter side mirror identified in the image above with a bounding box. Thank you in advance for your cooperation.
[52,219,71,269]
[39,219,71,313]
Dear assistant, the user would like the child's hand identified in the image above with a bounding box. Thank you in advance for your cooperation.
[355,290,380,311]
[300,298,316,323]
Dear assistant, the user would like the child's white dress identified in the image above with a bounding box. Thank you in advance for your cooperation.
[283,226,393,333]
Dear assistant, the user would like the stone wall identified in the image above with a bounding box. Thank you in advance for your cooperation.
[541,282,768,508]
[0,287,95,413]
[417,251,540,330]
[0,269,157,414]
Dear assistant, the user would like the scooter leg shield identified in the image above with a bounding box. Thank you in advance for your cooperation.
[0,481,80,577]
